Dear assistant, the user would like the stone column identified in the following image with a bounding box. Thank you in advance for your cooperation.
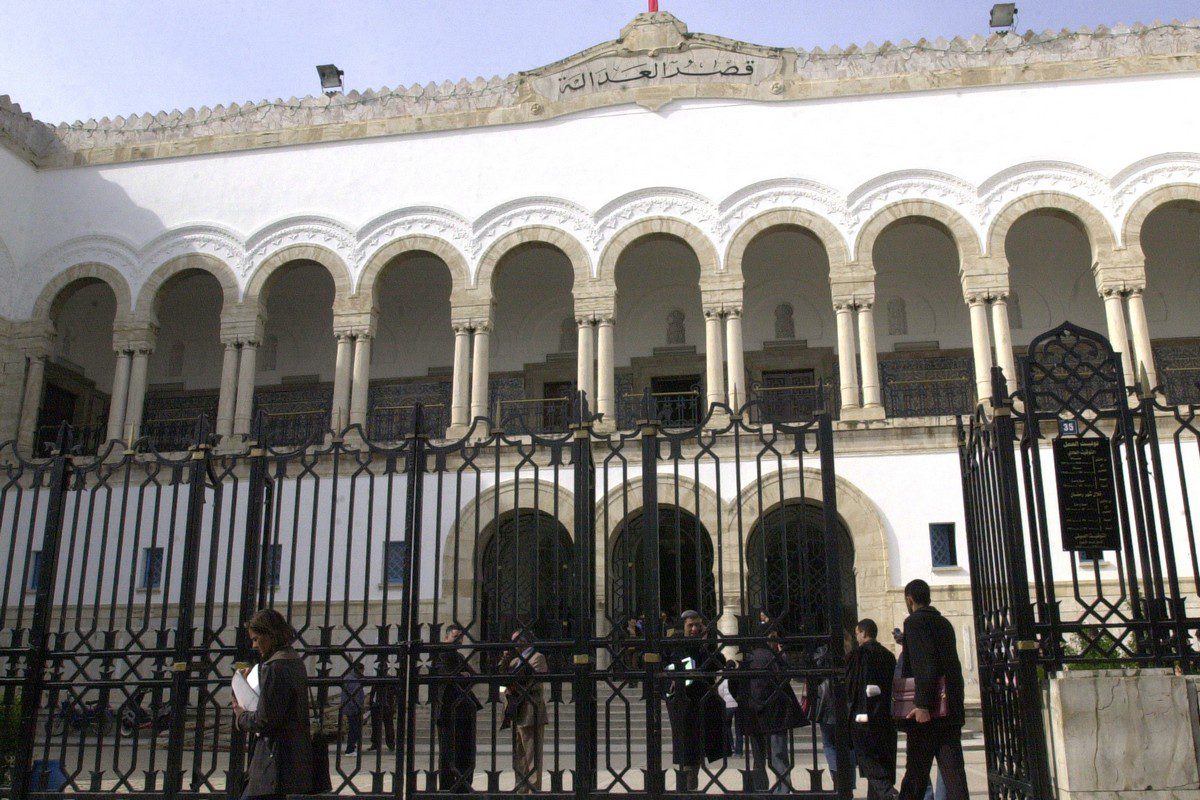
[1102,289,1135,389]
[704,309,726,411]
[233,341,258,437]
[968,296,994,404]
[349,333,373,429]
[123,349,151,442]
[576,318,596,412]
[835,303,860,410]
[1125,288,1158,393]
[724,308,746,411]
[106,349,132,442]
[596,317,616,429]
[16,352,48,453]
[215,341,239,439]
[331,333,354,432]
[990,295,1018,392]
[449,325,471,435]
[470,324,491,423]
[857,303,883,414]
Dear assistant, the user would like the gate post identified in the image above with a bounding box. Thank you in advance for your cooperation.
[571,391,597,798]
[817,410,854,799]
[398,404,428,799]
[10,425,72,800]
[639,390,665,796]
[228,413,269,798]
[164,417,212,799]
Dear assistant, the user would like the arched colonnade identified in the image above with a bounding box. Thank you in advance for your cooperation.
[9,180,1200,452]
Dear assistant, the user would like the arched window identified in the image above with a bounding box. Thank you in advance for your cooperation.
[609,505,717,627]
[746,502,856,636]
[479,509,574,643]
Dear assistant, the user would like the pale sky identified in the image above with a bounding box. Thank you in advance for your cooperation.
[4,0,1198,124]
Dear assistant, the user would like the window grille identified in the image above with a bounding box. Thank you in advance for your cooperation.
[929,523,957,568]
[385,541,410,585]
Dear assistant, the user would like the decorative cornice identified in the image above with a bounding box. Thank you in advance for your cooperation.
[6,16,1200,168]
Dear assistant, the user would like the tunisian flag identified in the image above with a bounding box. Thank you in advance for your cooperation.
[648,0,659,11]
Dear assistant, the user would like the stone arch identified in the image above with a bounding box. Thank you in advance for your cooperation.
[598,217,720,285]
[356,234,470,302]
[986,191,1116,267]
[596,473,723,629]
[244,244,353,302]
[33,262,134,322]
[440,479,576,633]
[475,226,592,293]
[855,199,983,267]
[725,208,851,281]
[728,468,892,638]
[134,253,239,321]
[1121,183,1200,263]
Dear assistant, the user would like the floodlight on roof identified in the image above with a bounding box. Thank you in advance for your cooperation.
[316,64,345,95]
[989,3,1018,30]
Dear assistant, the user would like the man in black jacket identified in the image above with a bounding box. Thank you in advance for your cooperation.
[435,624,482,792]
[897,580,968,800]
[846,618,898,800]
[665,611,729,790]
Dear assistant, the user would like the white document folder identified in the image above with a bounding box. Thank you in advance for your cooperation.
[233,664,260,712]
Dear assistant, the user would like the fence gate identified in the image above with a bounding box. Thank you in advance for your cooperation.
[959,321,1200,800]
[2,389,855,800]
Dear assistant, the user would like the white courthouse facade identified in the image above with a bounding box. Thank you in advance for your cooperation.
[3,12,1200,697]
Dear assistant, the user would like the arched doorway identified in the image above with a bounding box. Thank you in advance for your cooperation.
[479,509,574,643]
[609,505,717,626]
[746,502,856,636]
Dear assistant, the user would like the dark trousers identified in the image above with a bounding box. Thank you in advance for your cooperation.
[370,707,395,750]
[898,722,968,800]
[724,708,744,754]
[437,714,477,791]
[346,710,362,753]
[748,732,793,793]
[852,721,898,800]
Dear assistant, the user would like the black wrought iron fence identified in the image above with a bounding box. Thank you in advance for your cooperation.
[0,390,856,800]
[32,424,106,457]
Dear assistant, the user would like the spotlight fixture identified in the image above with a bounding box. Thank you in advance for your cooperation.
[316,64,345,95]
[989,3,1018,31]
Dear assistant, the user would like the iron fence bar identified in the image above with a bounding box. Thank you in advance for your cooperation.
[163,417,212,799]
[228,416,269,798]
[989,372,1054,800]
[11,424,71,800]
[639,407,664,796]
[817,410,853,799]
[571,391,597,798]
[398,404,427,799]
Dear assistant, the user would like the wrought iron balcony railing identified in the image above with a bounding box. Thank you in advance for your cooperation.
[616,388,702,430]
[747,382,831,424]
[882,373,975,418]
[256,408,330,448]
[367,403,447,440]
[495,397,573,434]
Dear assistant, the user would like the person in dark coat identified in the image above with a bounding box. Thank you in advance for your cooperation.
[367,681,396,751]
[233,609,316,800]
[435,623,482,792]
[897,580,968,800]
[665,610,729,790]
[341,662,366,755]
[737,626,805,793]
[847,618,899,800]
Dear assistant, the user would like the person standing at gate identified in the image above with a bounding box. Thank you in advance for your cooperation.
[367,679,396,752]
[847,618,898,800]
[665,610,730,790]
[232,609,316,799]
[435,624,482,791]
[897,580,968,800]
[341,662,366,755]
[501,629,548,794]
[738,625,804,793]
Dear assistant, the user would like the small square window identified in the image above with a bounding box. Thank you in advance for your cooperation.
[28,551,42,592]
[385,541,409,586]
[929,523,957,568]
[265,544,283,588]
[142,547,164,590]
[1078,550,1106,565]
